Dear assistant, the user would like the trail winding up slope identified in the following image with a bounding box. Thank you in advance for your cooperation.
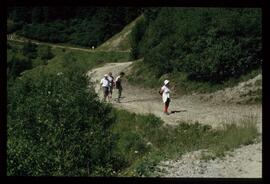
[87,61,262,178]
[87,62,262,131]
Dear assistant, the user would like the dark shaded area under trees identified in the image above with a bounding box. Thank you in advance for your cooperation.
[8,7,142,47]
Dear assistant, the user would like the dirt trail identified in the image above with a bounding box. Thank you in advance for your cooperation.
[87,62,262,132]
[7,34,129,53]
[87,62,262,178]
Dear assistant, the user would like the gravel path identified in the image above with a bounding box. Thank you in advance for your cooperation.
[155,142,262,178]
[87,62,262,178]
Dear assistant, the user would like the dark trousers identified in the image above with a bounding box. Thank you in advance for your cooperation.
[117,86,122,102]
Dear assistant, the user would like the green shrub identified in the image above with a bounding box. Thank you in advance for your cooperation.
[37,45,54,60]
[7,50,32,79]
[131,8,262,83]
[7,19,23,33]
[7,64,119,176]
[22,41,38,59]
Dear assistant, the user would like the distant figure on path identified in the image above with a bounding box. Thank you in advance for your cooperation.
[159,80,171,115]
[115,72,125,103]
[107,72,115,102]
[100,74,110,102]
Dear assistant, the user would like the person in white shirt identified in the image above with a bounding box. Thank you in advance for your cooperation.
[100,74,110,102]
[115,72,125,103]
[107,72,114,101]
[159,80,171,115]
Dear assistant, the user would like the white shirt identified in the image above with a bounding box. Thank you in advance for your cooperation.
[107,76,114,86]
[100,77,109,87]
[161,85,170,103]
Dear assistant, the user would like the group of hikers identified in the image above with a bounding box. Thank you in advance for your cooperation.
[100,72,171,115]
[100,72,125,103]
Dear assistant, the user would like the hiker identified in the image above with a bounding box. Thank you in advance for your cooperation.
[107,72,115,101]
[100,74,110,102]
[115,72,125,103]
[159,80,171,115]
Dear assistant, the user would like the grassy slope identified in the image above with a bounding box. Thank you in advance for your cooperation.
[112,109,259,176]
[97,15,143,51]
[8,40,130,79]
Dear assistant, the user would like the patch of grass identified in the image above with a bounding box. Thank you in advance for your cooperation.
[206,115,260,158]
[239,88,262,104]
[18,45,130,80]
[254,79,262,86]
[127,60,161,89]
[97,16,143,51]
[111,108,259,176]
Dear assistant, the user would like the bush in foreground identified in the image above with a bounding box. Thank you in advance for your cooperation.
[7,65,119,176]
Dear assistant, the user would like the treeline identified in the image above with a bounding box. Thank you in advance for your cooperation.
[8,7,142,47]
[130,8,262,83]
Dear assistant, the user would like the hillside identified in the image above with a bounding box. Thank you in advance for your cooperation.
[7,7,262,177]
[97,15,143,51]
[128,8,262,95]
[8,7,142,48]
[87,62,261,177]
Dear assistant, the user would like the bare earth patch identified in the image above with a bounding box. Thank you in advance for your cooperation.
[155,142,262,178]
[87,62,262,178]
[195,74,262,105]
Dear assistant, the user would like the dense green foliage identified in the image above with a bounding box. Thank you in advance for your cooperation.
[7,19,23,34]
[7,52,124,175]
[130,8,262,83]
[8,7,142,47]
[7,41,54,80]
[7,42,129,176]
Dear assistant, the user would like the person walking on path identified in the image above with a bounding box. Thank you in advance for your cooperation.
[100,74,110,102]
[107,72,115,102]
[115,72,125,103]
[159,80,171,115]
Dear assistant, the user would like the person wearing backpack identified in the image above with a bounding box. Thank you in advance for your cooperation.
[100,74,110,102]
[107,72,114,102]
[159,80,171,115]
[115,72,125,103]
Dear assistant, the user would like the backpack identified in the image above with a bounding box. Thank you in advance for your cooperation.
[115,79,120,89]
